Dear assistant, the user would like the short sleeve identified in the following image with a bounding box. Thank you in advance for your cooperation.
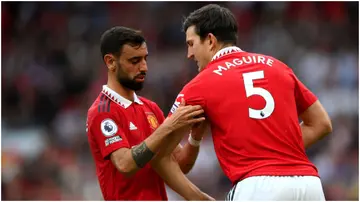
[168,82,206,117]
[292,73,318,115]
[89,113,130,159]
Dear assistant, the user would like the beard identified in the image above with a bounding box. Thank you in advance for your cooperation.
[118,77,144,91]
[115,62,145,91]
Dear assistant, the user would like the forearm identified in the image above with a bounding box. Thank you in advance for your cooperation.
[300,122,328,148]
[157,127,190,158]
[113,103,206,175]
[131,124,174,167]
[112,124,174,176]
[151,155,210,201]
[299,101,332,149]
[143,124,174,153]
[156,128,200,174]
[176,142,200,174]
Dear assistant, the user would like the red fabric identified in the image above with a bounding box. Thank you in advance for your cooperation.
[87,92,167,200]
[169,51,318,184]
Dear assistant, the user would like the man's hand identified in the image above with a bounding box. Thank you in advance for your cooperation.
[174,98,197,135]
[164,98,205,132]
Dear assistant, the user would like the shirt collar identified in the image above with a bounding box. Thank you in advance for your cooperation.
[211,46,243,61]
[101,85,143,108]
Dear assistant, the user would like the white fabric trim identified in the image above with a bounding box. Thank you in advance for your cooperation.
[102,85,143,108]
[211,46,243,61]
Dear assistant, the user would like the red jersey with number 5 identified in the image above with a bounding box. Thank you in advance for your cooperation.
[169,47,319,184]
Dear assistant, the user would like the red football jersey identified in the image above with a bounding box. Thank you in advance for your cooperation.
[87,85,167,200]
[169,47,319,184]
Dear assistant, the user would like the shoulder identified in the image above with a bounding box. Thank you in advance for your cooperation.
[88,94,123,116]
[87,97,124,127]
[182,70,211,93]
[250,52,292,70]
[88,93,120,117]
[88,111,120,127]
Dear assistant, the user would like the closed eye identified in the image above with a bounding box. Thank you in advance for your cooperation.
[186,41,193,47]
[129,57,141,64]
[129,55,148,64]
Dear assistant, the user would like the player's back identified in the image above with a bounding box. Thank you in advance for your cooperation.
[193,51,318,184]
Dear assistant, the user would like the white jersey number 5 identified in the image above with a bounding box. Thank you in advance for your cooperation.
[243,71,275,119]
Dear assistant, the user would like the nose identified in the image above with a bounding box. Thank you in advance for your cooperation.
[187,47,194,59]
[139,59,148,72]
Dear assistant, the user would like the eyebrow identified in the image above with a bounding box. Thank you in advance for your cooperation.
[128,54,148,61]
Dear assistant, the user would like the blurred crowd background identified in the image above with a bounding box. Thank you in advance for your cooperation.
[1,1,359,200]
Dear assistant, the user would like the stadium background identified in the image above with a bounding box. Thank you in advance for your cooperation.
[1,1,359,200]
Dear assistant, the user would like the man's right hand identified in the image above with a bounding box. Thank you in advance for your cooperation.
[164,98,205,132]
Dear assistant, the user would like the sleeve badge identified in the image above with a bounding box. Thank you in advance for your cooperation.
[101,118,118,137]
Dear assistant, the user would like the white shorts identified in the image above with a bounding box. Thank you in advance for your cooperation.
[226,176,325,201]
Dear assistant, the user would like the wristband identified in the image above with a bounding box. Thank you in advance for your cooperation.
[188,134,202,147]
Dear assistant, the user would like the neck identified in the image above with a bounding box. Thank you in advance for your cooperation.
[212,44,233,57]
[107,76,135,102]
[214,44,234,52]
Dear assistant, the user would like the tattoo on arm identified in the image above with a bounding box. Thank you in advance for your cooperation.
[131,142,155,168]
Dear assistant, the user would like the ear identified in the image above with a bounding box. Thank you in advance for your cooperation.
[104,54,116,71]
[207,33,217,51]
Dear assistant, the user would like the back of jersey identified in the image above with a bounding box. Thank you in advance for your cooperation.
[199,51,318,183]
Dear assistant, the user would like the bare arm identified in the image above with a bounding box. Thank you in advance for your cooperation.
[151,154,214,201]
[110,123,172,177]
[110,105,205,177]
[173,120,209,174]
[300,100,332,148]
[157,120,209,174]
[172,143,200,174]
[154,127,200,174]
